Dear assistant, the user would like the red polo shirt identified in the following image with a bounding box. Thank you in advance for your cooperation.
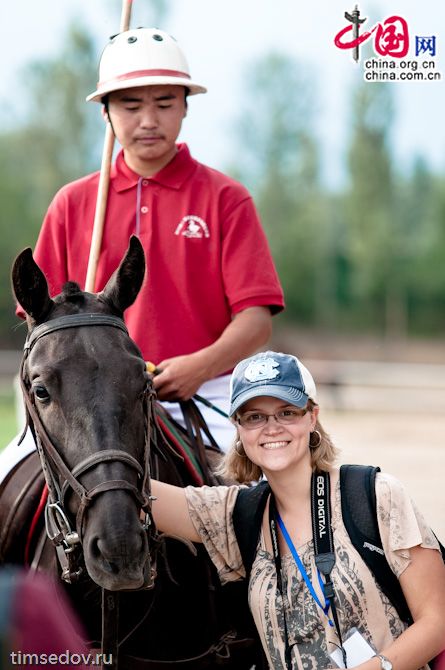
[30,144,284,364]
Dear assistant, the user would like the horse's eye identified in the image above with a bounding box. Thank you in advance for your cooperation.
[34,385,50,402]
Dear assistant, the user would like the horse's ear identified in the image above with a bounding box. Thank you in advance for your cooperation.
[100,236,146,314]
[12,248,54,324]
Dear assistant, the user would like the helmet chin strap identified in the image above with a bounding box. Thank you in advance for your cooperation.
[102,97,117,138]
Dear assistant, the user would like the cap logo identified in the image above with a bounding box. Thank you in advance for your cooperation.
[244,357,279,383]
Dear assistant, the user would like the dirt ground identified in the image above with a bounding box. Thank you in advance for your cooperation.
[323,409,445,541]
[270,328,445,541]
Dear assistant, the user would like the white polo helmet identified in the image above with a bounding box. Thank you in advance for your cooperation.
[86,27,207,103]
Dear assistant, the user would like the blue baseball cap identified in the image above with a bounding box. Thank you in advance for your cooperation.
[229,351,317,417]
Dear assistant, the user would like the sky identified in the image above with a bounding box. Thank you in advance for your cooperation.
[1,0,444,188]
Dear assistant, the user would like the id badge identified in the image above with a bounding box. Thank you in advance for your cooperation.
[330,628,376,668]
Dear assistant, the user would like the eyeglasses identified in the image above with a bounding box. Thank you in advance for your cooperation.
[237,408,308,430]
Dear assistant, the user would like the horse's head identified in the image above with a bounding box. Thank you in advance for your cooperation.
[12,237,154,591]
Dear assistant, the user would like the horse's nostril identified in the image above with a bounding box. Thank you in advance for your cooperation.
[90,537,101,559]
[107,560,120,575]
[92,539,121,575]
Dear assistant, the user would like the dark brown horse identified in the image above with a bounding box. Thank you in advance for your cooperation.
[0,238,257,669]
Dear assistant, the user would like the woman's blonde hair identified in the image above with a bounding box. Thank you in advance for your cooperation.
[217,399,339,484]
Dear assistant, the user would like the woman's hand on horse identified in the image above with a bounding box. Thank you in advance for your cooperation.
[152,354,209,401]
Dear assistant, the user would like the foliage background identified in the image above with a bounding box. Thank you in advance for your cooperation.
[0,0,444,348]
[0,1,444,536]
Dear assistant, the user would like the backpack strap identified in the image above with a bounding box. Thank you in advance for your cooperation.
[340,464,413,623]
[232,481,271,579]
[231,481,271,670]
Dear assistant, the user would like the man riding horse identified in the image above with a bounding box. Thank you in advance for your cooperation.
[0,26,284,668]
[22,26,284,445]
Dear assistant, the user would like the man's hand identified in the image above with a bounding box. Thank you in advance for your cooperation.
[152,306,272,401]
[152,354,208,401]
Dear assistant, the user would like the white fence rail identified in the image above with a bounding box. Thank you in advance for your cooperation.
[1,352,444,415]
[306,359,445,413]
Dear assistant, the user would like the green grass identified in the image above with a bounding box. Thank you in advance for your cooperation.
[0,389,18,449]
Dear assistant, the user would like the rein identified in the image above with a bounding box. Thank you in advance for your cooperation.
[20,313,157,584]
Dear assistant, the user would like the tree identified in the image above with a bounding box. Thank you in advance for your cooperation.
[228,53,335,326]
[405,163,445,332]
[342,82,404,336]
[0,21,101,346]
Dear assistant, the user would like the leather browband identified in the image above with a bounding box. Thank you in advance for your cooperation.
[24,314,128,352]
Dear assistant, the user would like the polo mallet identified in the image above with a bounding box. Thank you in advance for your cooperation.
[146,362,229,418]
[84,0,133,292]
[85,5,134,667]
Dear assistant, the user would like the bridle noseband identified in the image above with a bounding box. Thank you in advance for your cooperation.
[20,313,157,585]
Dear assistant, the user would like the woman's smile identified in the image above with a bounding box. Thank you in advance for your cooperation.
[260,440,290,450]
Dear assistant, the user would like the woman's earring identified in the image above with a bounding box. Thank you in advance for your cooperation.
[309,430,322,448]
[234,440,246,457]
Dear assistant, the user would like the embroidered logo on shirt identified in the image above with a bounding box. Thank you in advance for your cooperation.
[244,358,280,383]
[174,215,210,239]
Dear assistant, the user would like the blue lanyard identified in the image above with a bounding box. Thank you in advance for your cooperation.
[276,513,334,627]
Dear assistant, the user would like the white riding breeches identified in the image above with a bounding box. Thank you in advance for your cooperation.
[0,428,36,485]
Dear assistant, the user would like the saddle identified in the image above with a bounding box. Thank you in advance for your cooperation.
[0,450,44,564]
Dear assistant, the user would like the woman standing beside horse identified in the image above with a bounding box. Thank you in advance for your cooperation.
[151,351,445,669]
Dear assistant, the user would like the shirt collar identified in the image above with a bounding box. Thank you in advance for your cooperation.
[111,143,198,192]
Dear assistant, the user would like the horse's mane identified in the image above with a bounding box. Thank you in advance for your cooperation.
[55,282,86,305]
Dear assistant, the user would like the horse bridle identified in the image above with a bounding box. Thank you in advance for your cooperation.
[19,313,157,586]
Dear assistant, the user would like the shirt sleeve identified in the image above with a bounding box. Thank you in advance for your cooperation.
[219,194,285,316]
[184,484,246,584]
[375,472,440,579]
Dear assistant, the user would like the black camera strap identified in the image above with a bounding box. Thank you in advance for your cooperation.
[311,470,347,667]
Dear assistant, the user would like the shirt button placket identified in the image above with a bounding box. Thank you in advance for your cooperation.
[141,179,149,215]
